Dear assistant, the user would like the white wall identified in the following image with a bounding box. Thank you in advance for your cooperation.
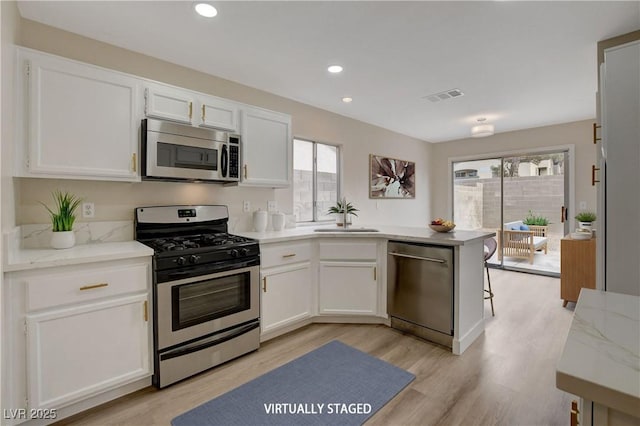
[14,17,432,231]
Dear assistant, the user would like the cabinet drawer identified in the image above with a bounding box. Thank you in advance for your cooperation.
[261,242,311,268]
[25,262,149,312]
[319,241,378,260]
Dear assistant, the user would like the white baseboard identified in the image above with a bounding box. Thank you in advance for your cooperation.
[452,319,485,355]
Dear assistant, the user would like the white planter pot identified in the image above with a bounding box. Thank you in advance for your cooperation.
[578,221,593,231]
[335,215,352,227]
[50,230,75,249]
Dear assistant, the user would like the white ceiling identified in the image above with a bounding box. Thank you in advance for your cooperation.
[16,1,640,142]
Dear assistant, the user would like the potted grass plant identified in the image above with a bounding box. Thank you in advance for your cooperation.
[327,199,359,226]
[575,211,596,231]
[40,190,82,249]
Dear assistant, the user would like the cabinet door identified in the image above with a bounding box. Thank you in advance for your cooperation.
[240,106,292,187]
[27,294,151,409]
[144,82,194,124]
[261,263,312,334]
[199,95,239,132]
[22,50,140,181]
[319,261,378,315]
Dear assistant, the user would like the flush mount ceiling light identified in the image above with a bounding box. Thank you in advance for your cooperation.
[327,65,343,73]
[342,97,353,103]
[471,117,495,138]
[195,3,217,18]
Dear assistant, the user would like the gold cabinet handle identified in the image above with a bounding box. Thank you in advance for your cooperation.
[593,122,601,144]
[374,266,377,281]
[591,164,600,186]
[132,153,137,172]
[244,164,248,179]
[143,300,148,322]
[262,277,267,292]
[201,104,206,121]
[282,253,296,258]
[188,102,193,120]
[79,283,109,291]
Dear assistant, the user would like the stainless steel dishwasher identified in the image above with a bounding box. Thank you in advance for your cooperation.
[387,241,454,348]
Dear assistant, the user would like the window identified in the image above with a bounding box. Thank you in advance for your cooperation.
[293,138,340,222]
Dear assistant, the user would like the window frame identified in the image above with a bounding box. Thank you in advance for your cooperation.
[293,137,342,223]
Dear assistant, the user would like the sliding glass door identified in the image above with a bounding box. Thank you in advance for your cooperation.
[453,150,569,276]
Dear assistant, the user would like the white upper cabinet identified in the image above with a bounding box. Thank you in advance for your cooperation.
[199,94,239,132]
[16,48,141,181]
[240,106,292,187]
[144,82,239,132]
[144,81,195,124]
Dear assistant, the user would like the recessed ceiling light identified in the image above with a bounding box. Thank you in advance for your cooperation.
[342,97,353,103]
[327,65,343,73]
[195,3,217,18]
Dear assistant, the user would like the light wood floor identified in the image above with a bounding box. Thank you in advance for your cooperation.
[57,269,576,426]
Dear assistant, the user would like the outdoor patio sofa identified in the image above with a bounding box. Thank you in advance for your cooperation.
[497,220,548,264]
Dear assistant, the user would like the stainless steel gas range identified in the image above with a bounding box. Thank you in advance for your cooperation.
[135,205,260,388]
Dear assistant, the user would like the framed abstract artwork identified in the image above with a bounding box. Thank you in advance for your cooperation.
[369,154,415,199]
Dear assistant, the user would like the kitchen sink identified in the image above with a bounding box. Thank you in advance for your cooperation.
[314,228,379,233]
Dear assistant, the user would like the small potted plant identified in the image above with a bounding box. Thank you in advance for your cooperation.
[575,211,596,231]
[40,190,82,249]
[327,199,359,226]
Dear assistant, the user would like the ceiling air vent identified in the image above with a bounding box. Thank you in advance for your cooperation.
[423,88,464,103]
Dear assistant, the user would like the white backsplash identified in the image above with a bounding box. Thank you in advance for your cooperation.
[20,221,133,249]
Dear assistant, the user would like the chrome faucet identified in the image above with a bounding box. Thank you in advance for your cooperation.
[342,197,349,229]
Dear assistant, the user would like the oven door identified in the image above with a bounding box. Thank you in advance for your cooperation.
[156,265,259,350]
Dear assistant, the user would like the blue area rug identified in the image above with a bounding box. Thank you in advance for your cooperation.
[171,340,415,426]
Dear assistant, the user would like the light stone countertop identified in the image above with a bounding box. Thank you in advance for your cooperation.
[556,289,640,418]
[4,241,154,272]
[235,224,495,245]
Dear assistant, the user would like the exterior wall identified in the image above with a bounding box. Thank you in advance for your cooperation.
[455,175,565,250]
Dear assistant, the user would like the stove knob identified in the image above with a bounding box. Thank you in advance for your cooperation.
[189,255,201,264]
[229,249,239,258]
[241,248,251,256]
[176,256,187,266]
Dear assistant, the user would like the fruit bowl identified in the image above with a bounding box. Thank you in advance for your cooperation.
[429,224,456,233]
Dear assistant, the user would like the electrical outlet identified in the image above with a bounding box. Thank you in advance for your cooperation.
[82,202,95,218]
[579,201,587,210]
[267,201,277,212]
[243,201,251,213]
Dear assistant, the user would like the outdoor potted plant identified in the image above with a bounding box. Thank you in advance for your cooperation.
[327,199,359,226]
[40,190,82,249]
[523,210,549,227]
[575,211,596,231]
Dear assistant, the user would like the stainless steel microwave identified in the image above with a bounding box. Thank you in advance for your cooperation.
[141,118,240,183]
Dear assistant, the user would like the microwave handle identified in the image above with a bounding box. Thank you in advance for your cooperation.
[221,145,228,178]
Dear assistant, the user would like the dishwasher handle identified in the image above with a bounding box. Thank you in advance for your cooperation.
[389,251,446,264]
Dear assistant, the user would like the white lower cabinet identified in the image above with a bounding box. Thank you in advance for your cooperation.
[318,239,381,316]
[261,263,312,334]
[318,262,377,315]
[27,294,150,410]
[4,257,152,423]
[259,241,313,339]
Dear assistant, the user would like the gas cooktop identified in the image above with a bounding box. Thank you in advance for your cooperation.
[142,233,255,254]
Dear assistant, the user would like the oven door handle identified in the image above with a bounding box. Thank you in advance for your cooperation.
[160,320,260,361]
[166,271,192,280]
